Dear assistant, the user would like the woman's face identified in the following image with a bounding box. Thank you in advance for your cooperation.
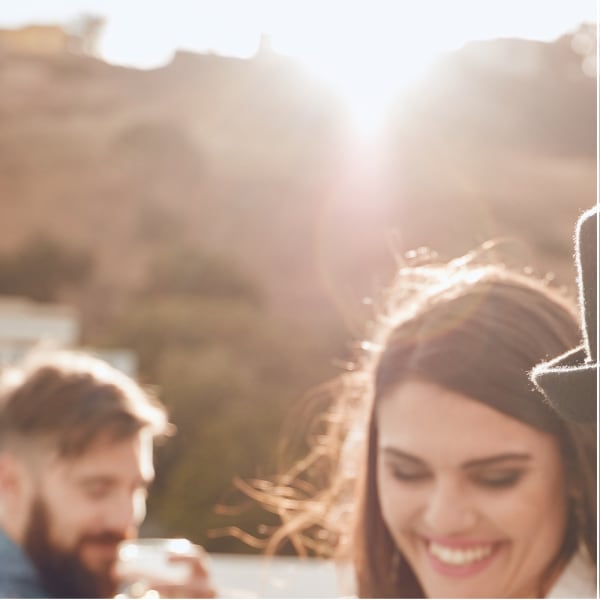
[376,379,569,598]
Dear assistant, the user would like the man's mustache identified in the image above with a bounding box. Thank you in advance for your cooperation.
[79,531,129,546]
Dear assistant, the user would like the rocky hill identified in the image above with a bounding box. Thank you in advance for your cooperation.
[0,26,595,333]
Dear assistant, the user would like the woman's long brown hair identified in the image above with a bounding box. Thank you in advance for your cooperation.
[251,252,596,598]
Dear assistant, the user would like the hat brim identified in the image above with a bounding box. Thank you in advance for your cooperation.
[531,345,597,422]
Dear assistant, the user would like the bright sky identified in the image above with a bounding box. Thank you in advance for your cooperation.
[1,0,595,67]
[0,1,595,134]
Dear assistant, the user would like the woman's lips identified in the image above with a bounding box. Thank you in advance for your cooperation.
[422,537,503,577]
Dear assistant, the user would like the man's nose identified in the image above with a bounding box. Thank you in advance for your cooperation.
[106,491,146,533]
[421,478,477,535]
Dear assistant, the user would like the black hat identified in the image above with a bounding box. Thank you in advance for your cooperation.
[531,206,598,422]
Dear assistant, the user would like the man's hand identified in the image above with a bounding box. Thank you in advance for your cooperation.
[151,550,216,598]
[115,545,216,599]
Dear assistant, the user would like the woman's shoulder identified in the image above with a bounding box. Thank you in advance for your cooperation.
[546,549,597,599]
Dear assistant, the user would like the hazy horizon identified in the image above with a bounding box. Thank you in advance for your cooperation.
[0,1,595,70]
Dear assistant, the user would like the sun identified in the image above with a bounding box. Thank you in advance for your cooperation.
[247,0,595,138]
[263,2,458,139]
[295,48,439,139]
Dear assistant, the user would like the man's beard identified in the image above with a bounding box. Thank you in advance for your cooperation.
[23,497,127,598]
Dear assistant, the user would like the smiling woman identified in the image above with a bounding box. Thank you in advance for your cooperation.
[376,380,573,598]
[257,248,596,598]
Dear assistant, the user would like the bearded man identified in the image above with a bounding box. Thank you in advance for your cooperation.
[0,351,214,598]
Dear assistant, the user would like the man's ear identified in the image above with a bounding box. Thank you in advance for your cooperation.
[0,452,27,505]
[0,452,35,544]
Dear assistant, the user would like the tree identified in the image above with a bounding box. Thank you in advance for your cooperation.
[144,246,263,307]
[0,235,93,301]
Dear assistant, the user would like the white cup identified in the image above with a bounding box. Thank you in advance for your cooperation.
[116,538,194,597]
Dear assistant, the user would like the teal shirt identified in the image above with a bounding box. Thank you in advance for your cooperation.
[0,529,48,598]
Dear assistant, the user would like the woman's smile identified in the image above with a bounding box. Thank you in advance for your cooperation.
[419,535,504,576]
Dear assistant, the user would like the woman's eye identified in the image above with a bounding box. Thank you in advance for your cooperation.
[473,471,523,488]
[389,466,430,482]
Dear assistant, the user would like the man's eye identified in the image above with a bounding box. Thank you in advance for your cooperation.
[473,471,524,488]
[83,485,111,499]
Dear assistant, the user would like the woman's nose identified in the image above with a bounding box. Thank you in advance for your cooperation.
[421,479,477,535]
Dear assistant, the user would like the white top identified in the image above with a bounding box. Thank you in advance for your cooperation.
[546,549,597,599]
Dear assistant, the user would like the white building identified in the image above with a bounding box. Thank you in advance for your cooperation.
[0,296,78,366]
[0,295,136,374]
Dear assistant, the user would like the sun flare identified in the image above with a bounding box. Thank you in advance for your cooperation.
[248,0,594,138]
[17,0,592,138]
[265,3,456,138]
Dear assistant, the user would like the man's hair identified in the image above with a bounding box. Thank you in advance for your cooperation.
[0,350,170,458]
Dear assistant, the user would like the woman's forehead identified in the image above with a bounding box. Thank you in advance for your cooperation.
[376,379,561,462]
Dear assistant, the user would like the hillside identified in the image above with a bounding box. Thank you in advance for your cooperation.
[0,29,595,329]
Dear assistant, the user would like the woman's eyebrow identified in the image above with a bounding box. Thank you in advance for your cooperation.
[380,448,532,469]
[380,447,427,465]
[461,453,532,469]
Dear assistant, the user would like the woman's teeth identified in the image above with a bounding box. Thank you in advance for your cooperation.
[428,542,494,565]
